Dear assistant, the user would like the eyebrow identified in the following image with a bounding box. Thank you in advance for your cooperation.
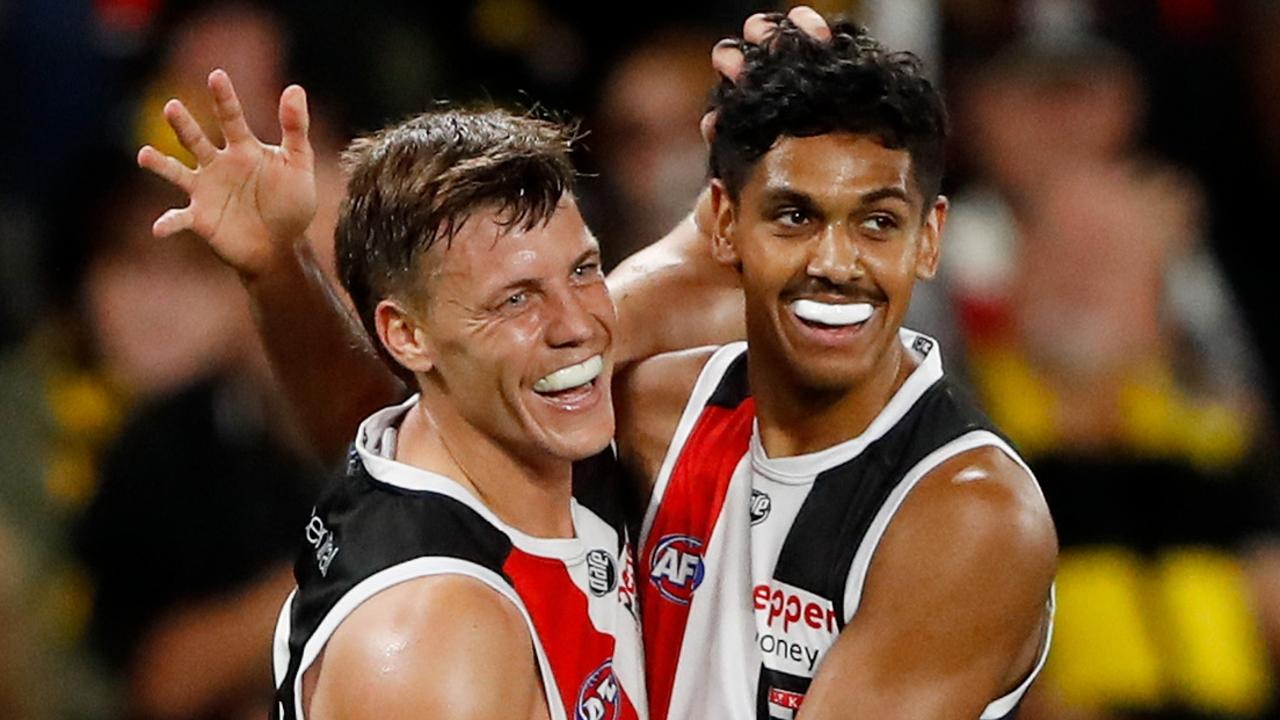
[760,184,913,209]
[570,247,601,269]
[760,187,822,211]
[859,187,913,205]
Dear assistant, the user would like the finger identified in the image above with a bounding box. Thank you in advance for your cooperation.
[138,145,197,194]
[700,111,718,148]
[278,84,312,163]
[787,6,833,41]
[743,13,781,44]
[208,68,255,145]
[711,39,746,82]
[152,207,195,238]
[163,99,218,165]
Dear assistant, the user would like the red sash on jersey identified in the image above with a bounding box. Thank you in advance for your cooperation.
[639,398,755,720]
[505,549,639,720]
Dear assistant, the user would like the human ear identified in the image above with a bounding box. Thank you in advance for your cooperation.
[709,180,742,271]
[915,195,947,280]
[375,299,435,375]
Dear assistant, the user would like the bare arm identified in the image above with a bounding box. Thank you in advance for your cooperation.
[607,192,744,368]
[242,241,403,459]
[139,70,402,462]
[306,575,544,720]
[797,447,1058,720]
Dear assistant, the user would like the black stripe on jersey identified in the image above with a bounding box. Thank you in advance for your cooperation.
[707,351,751,409]
[771,378,1002,626]
[754,379,1006,720]
[274,446,515,720]
[573,448,631,554]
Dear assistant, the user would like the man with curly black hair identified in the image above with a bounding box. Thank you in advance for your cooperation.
[615,15,1056,720]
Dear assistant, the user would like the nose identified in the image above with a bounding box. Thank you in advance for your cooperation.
[806,223,863,285]
[545,284,596,348]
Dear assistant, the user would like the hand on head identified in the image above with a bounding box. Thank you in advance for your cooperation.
[701,6,833,145]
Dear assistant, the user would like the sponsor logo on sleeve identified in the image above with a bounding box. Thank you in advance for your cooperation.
[648,534,705,605]
[586,549,618,597]
[304,513,339,577]
[575,660,621,720]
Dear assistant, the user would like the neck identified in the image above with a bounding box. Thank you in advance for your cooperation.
[394,394,575,539]
[751,337,915,458]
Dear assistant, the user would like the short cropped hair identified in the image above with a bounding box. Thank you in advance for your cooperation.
[710,18,949,205]
[335,108,577,378]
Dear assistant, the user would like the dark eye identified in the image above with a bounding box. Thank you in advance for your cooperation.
[776,208,810,228]
[572,262,600,279]
[860,214,898,233]
[504,291,528,308]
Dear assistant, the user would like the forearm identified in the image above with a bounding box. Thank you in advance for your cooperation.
[243,240,404,463]
[607,191,744,367]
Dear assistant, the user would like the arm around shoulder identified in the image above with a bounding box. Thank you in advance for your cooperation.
[607,201,744,368]
[306,574,544,720]
[798,446,1057,720]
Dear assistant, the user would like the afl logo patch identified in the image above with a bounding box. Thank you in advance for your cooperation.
[585,549,617,597]
[749,489,772,525]
[648,534,705,605]
[575,660,621,720]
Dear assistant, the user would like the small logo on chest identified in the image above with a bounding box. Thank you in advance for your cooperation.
[585,549,618,597]
[767,687,806,719]
[575,660,621,720]
[304,513,339,577]
[648,534,705,605]
[750,489,772,525]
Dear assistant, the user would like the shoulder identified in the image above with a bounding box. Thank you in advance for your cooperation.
[916,445,1055,559]
[865,443,1056,630]
[888,444,1056,584]
[802,447,1056,719]
[614,346,721,494]
[308,574,541,720]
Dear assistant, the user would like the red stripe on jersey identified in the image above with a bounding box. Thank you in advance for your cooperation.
[640,399,756,720]
[503,549,638,720]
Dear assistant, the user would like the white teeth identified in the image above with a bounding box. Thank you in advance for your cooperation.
[534,355,603,394]
[790,300,874,327]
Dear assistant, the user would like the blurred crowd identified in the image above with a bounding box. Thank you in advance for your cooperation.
[0,1,1278,719]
